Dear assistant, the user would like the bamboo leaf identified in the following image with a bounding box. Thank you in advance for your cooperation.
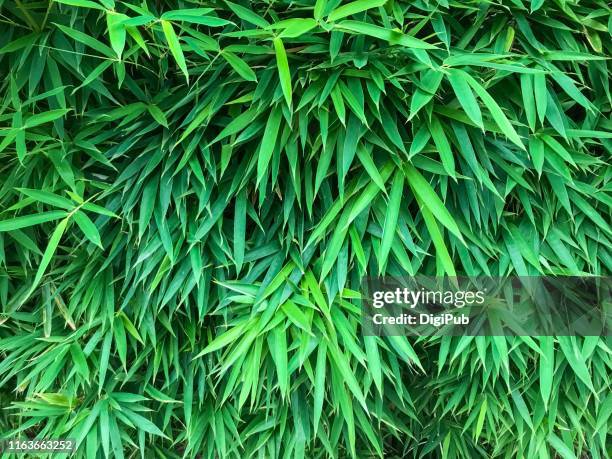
[222,51,257,82]
[161,20,189,81]
[73,210,103,249]
[273,38,292,107]
[23,217,70,302]
[0,211,68,231]
[328,0,388,22]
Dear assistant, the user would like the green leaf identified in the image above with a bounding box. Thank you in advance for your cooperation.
[363,336,382,395]
[356,144,386,193]
[24,109,70,129]
[147,105,168,128]
[73,210,103,249]
[474,398,487,439]
[193,322,249,358]
[106,12,127,59]
[23,217,70,303]
[378,170,403,272]
[314,0,327,20]
[161,20,189,81]
[161,10,230,26]
[16,188,74,209]
[448,69,483,129]
[281,300,311,333]
[328,0,388,22]
[429,116,456,179]
[534,73,547,125]
[557,336,595,393]
[387,335,423,370]
[222,51,257,82]
[335,20,436,49]
[0,211,68,232]
[54,24,115,57]
[313,339,327,435]
[70,343,90,379]
[409,70,443,119]
[270,327,288,395]
[268,18,317,39]
[256,106,283,187]
[233,190,246,274]
[547,433,578,459]
[122,411,168,438]
[530,0,545,12]
[539,336,554,408]
[403,164,464,243]
[273,38,292,107]
[464,74,525,150]
[225,1,270,28]
[419,201,456,276]
[56,0,105,10]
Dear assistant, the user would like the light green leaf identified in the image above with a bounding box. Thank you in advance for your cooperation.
[73,210,103,249]
[0,211,68,232]
[222,51,257,82]
[403,164,464,243]
[448,69,483,129]
[328,0,387,22]
[106,12,127,59]
[161,20,189,81]
[273,38,292,107]
[464,74,525,150]
[378,170,403,272]
[24,109,70,129]
[256,106,283,187]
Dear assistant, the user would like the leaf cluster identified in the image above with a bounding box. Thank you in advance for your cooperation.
[0,0,610,457]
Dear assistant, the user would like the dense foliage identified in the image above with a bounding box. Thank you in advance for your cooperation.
[0,0,611,457]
